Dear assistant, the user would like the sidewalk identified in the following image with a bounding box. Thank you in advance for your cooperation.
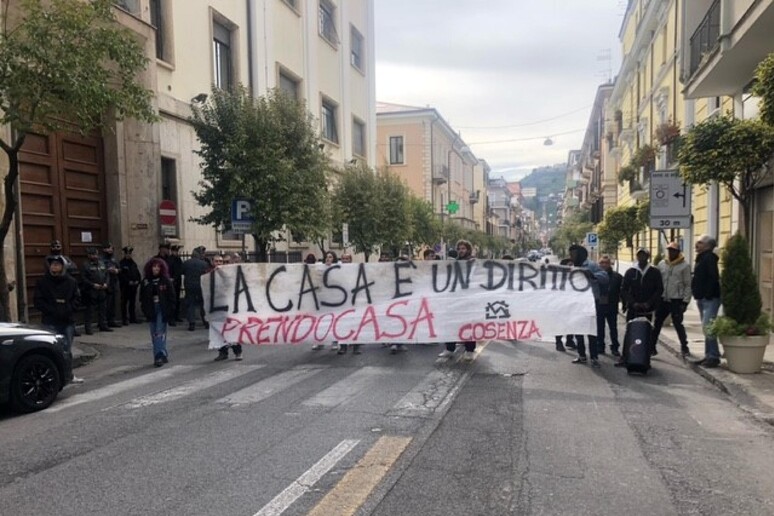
[651,303,774,426]
[72,321,211,366]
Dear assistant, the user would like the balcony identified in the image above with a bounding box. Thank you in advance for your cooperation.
[432,164,449,184]
[469,190,480,204]
[684,0,774,98]
[688,0,721,79]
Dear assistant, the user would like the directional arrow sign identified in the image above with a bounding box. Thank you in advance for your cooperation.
[649,170,691,229]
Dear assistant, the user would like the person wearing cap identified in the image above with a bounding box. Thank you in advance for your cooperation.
[565,244,609,367]
[100,242,121,328]
[652,242,692,357]
[46,239,82,335]
[692,235,722,368]
[80,247,111,335]
[34,255,83,383]
[119,246,142,325]
[182,246,210,331]
[617,247,663,367]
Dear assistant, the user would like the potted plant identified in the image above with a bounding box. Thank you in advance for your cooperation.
[630,143,658,170]
[617,164,637,185]
[654,121,681,146]
[707,234,772,373]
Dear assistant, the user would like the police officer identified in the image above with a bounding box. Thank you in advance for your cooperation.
[81,247,111,334]
[101,242,121,327]
[119,245,141,325]
[46,239,82,336]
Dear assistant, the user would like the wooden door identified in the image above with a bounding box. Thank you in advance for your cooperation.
[19,131,107,316]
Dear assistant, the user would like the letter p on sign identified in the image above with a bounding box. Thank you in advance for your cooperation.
[236,200,251,219]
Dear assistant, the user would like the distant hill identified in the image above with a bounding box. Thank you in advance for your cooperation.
[519,164,567,197]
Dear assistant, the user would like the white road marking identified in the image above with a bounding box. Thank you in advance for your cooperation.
[302,367,392,407]
[122,365,265,409]
[47,365,196,413]
[388,369,465,418]
[253,439,360,516]
[217,365,327,406]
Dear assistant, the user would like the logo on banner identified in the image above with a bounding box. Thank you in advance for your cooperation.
[485,301,511,320]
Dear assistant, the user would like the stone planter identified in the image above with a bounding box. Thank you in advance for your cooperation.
[719,334,771,374]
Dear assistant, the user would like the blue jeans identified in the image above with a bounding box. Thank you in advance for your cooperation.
[149,303,168,358]
[697,298,721,360]
[44,324,74,354]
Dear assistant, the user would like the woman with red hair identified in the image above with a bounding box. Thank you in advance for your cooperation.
[140,258,177,367]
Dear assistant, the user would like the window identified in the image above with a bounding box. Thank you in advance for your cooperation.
[279,70,300,99]
[161,157,177,202]
[150,0,165,60]
[321,99,338,143]
[352,118,366,157]
[282,0,297,9]
[213,20,233,90]
[350,26,364,71]
[114,0,140,14]
[389,136,404,165]
[319,0,338,46]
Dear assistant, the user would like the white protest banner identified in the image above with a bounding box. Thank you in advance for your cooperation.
[202,260,597,349]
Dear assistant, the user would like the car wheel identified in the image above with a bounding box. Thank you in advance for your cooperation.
[10,354,61,413]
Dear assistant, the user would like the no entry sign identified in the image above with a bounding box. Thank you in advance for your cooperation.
[159,200,177,225]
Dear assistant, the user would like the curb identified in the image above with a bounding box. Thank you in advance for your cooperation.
[72,343,99,369]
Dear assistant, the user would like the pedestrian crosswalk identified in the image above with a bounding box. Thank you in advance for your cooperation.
[48,354,475,419]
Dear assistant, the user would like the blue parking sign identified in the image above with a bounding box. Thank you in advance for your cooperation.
[231,199,254,233]
[585,232,598,248]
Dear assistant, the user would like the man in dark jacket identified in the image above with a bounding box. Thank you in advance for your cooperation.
[119,245,142,325]
[101,242,121,328]
[597,255,623,357]
[46,239,82,336]
[34,255,82,382]
[81,247,112,335]
[182,246,210,331]
[616,248,663,366]
[568,244,609,367]
[692,235,722,368]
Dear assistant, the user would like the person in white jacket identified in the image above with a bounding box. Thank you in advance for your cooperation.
[652,241,692,356]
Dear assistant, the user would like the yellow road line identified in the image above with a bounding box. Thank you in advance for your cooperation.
[307,435,412,516]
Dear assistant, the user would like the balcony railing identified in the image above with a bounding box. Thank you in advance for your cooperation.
[689,0,721,78]
[432,164,449,184]
[469,191,480,204]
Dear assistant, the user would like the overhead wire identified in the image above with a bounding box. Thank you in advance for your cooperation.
[455,105,592,130]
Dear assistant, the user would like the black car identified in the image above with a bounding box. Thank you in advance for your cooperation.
[0,323,72,413]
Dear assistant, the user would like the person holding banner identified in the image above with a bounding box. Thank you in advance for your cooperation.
[568,244,608,367]
[438,240,478,361]
[313,251,344,353]
[212,254,243,361]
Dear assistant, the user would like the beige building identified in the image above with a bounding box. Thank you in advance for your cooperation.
[376,103,480,231]
[681,0,774,315]
[6,0,376,320]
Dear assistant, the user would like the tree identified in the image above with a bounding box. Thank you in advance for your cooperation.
[191,87,331,261]
[597,205,645,260]
[678,115,774,238]
[332,164,380,261]
[753,52,774,127]
[0,0,156,320]
[549,212,593,257]
[375,171,411,257]
[406,196,441,251]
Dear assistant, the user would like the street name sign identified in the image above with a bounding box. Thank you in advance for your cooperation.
[649,170,691,229]
[231,199,254,233]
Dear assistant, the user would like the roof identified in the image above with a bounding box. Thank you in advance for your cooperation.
[376,101,429,114]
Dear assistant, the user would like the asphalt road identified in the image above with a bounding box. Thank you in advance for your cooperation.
[2,334,774,516]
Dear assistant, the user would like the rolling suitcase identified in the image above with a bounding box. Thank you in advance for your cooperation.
[624,317,652,374]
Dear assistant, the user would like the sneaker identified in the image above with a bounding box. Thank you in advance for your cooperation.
[572,357,588,364]
[214,353,228,362]
[611,349,621,357]
[680,347,691,357]
[70,376,85,384]
[161,354,169,364]
[438,349,454,358]
[591,359,600,368]
[555,345,566,352]
[462,351,475,361]
[352,345,362,355]
[330,343,339,351]
[337,344,348,355]
[154,354,164,367]
[702,358,720,368]
[398,344,408,352]
[234,353,243,361]
[390,344,398,355]
[311,344,323,351]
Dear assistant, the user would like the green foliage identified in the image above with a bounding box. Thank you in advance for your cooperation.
[707,314,772,337]
[719,233,762,327]
[630,143,658,168]
[753,53,774,127]
[654,120,681,146]
[549,212,593,256]
[679,115,774,235]
[0,0,156,136]
[597,205,644,248]
[332,165,379,258]
[376,172,412,254]
[617,164,637,185]
[406,196,441,248]
[636,198,650,228]
[191,87,331,252]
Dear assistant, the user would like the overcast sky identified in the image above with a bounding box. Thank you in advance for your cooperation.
[375,0,625,181]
